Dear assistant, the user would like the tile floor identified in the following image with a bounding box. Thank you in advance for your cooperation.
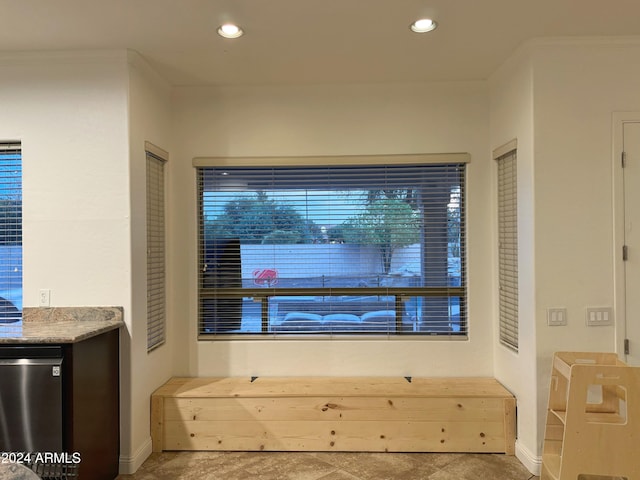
[117,451,539,480]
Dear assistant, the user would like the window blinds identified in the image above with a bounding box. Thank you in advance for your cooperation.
[0,142,22,322]
[146,150,167,351]
[197,161,467,338]
[497,150,518,351]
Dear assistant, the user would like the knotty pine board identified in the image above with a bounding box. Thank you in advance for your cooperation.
[152,377,516,454]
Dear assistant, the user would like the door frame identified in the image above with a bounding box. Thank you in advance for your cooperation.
[612,112,640,362]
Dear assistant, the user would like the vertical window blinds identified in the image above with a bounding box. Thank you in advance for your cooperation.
[146,149,167,351]
[196,157,467,338]
[0,142,21,322]
[497,149,518,351]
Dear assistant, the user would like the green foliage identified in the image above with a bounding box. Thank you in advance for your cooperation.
[261,229,302,245]
[341,198,420,273]
[366,188,418,209]
[206,193,317,245]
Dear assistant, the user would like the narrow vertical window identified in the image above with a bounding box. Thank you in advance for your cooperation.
[146,145,168,351]
[0,142,21,323]
[496,147,518,351]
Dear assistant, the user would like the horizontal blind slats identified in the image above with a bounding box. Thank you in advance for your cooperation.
[0,145,22,319]
[147,153,166,351]
[497,151,518,351]
[198,163,466,337]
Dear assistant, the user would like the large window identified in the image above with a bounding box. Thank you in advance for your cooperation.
[0,142,22,323]
[196,155,467,338]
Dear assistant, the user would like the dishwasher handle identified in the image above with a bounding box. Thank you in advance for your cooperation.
[0,357,63,367]
[0,345,63,358]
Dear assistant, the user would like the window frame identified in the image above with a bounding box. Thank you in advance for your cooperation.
[495,143,518,351]
[0,141,22,323]
[195,154,469,340]
[146,143,168,352]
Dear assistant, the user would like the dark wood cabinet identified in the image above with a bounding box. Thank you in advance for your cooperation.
[61,329,120,480]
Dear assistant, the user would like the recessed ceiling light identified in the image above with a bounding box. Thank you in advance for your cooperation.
[410,18,437,33]
[218,23,243,39]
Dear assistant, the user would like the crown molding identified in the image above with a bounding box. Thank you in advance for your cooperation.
[0,49,127,67]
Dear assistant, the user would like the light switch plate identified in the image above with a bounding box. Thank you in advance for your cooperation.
[585,307,613,326]
[547,308,567,326]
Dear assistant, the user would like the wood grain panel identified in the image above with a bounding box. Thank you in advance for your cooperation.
[164,396,505,422]
[163,419,506,452]
[151,376,516,455]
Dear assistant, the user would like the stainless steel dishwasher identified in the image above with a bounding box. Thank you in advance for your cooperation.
[0,345,63,453]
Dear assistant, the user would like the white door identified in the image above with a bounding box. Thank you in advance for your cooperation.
[623,121,640,365]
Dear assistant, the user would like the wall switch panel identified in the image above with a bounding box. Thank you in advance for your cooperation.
[38,289,51,307]
[585,307,613,326]
[547,308,567,326]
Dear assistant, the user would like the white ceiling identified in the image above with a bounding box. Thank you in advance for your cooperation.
[2,0,640,86]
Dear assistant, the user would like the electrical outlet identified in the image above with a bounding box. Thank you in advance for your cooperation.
[547,308,567,326]
[585,307,613,326]
[39,289,51,307]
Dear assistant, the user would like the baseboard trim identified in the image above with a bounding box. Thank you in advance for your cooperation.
[515,440,542,476]
[119,437,152,475]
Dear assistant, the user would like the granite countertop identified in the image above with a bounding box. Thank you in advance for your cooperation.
[0,306,124,343]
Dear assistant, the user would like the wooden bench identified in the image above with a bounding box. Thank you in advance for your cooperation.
[151,377,516,454]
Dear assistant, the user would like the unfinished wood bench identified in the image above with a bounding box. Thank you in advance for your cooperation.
[151,376,516,454]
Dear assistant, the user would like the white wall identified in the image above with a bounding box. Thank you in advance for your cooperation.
[489,47,539,471]
[240,244,383,279]
[124,52,173,473]
[0,52,130,307]
[0,49,177,475]
[489,38,640,473]
[0,50,135,466]
[169,81,494,378]
[531,37,640,456]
